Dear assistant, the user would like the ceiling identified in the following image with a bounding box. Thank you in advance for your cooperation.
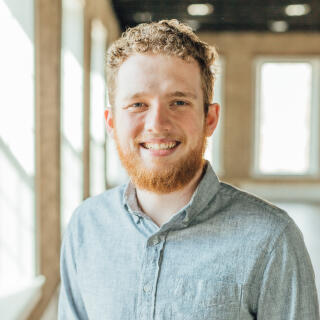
[111,0,320,33]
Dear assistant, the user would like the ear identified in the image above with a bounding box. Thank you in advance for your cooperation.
[205,103,220,137]
[104,107,114,138]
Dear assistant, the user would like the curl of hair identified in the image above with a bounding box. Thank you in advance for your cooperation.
[106,19,218,114]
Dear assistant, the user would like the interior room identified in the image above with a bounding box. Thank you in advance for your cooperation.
[0,0,319,318]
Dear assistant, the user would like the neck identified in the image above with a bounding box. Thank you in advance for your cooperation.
[135,163,205,227]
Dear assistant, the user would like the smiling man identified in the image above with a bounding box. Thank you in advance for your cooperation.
[58,20,319,319]
[108,52,218,226]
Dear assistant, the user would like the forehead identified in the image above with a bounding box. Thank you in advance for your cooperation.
[114,53,203,103]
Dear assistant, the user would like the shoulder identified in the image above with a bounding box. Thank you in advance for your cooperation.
[75,184,125,216]
[85,184,126,208]
[213,182,297,254]
[218,182,292,224]
[63,184,127,242]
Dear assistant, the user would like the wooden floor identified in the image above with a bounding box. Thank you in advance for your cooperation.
[275,202,320,304]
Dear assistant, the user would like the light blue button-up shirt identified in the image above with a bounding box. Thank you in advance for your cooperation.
[58,162,319,319]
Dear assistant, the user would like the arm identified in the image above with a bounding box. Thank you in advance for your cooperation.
[58,221,89,320]
[257,221,319,319]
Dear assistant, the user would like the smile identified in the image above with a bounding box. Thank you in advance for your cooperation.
[140,140,181,156]
[141,141,180,150]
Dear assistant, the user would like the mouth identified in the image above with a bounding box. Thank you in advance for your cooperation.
[139,140,181,156]
[140,141,180,150]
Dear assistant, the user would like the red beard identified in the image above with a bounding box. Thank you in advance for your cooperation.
[114,129,207,194]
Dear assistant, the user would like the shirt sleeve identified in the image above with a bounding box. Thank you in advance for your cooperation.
[58,217,89,320]
[257,220,320,319]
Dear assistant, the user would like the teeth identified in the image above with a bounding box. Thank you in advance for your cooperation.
[143,142,177,150]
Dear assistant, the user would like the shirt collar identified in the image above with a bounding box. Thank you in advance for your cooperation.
[123,180,142,215]
[182,161,220,224]
[122,161,221,225]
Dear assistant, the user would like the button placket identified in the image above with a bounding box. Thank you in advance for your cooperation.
[143,283,152,293]
[137,235,166,320]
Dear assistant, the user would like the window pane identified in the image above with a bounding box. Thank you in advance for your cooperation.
[0,0,35,293]
[90,20,107,196]
[105,137,128,187]
[61,0,84,229]
[204,57,224,175]
[257,62,313,175]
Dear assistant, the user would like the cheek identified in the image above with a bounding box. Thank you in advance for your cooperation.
[181,114,205,139]
[115,113,143,143]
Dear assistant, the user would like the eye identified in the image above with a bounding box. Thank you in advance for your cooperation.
[172,100,189,107]
[131,102,146,108]
[127,102,148,112]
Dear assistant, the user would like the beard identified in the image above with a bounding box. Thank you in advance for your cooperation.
[114,129,207,194]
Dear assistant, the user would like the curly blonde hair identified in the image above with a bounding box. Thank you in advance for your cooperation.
[106,19,218,115]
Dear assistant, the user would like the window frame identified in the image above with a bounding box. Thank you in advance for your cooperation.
[252,56,320,179]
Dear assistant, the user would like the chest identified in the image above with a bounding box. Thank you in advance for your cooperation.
[76,225,257,320]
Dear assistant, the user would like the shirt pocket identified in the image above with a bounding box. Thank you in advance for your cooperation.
[171,279,241,320]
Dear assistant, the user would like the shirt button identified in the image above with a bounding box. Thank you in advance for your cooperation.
[133,215,141,224]
[151,238,159,246]
[143,283,151,293]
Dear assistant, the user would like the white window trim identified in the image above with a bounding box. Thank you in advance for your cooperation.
[252,56,320,179]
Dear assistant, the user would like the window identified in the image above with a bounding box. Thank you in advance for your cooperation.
[0,0,35,293]
[61,0,84,229]
[204,57,225,176]
[105,123,128,188]
[254,58,319,176]
[90,20,107,196]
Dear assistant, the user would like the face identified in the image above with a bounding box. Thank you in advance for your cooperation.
[105,53,219,193]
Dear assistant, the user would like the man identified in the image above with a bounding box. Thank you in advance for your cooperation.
[59,20,319,319]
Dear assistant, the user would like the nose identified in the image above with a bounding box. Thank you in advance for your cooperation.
[144,101,172,133]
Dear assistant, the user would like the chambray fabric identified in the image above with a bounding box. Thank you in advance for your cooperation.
[58,162,319,320]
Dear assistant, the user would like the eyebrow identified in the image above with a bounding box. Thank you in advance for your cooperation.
[124,91,198,100]
[165,91,197,100]
[123,92,148,100]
